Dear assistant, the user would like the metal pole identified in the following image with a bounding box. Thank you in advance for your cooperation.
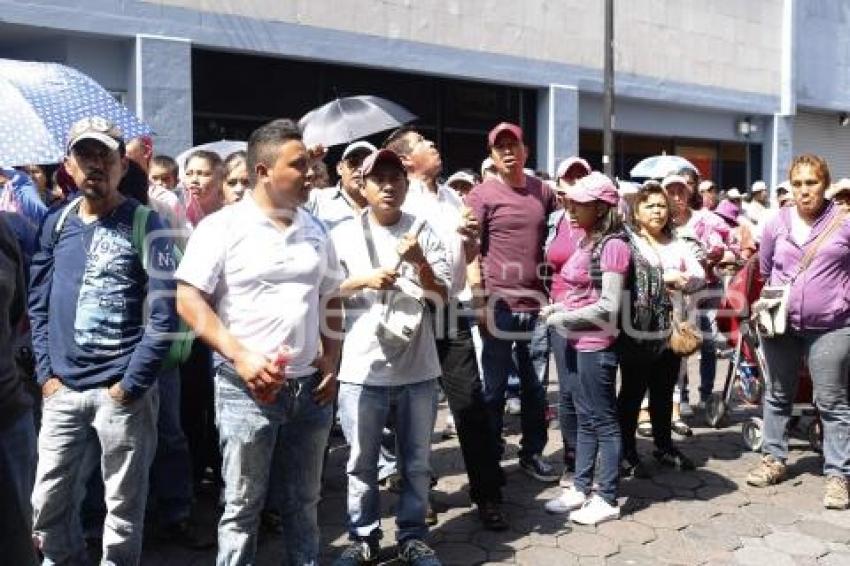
[603,0,615,178]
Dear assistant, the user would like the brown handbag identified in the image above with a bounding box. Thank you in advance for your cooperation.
[668,313,702,357]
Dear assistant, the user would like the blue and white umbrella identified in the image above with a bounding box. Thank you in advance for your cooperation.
[0,58,153,166]
[629,155,697,180]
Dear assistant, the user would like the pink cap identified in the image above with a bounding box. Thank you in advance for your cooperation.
[360,149,405,177]
[714,200,740,226]
[556,156,591,179]
[487,122,524,147]
[566,171,619,206]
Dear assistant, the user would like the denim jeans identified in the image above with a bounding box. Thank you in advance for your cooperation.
[214,364,332,566]
[550,328,577,456]
[0,409,38,566]
[337,379,437,543]
[32,384,159,566]
[150,367,193,523]
[570,348,621,505]
[481,305,550,459]
[761,327,850,477]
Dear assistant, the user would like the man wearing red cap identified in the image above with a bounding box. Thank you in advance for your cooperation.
[466,122,559,482]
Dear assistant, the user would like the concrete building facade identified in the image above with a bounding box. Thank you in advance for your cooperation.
[1,0,848,188]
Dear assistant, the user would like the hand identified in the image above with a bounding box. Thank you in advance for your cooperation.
[364,268,398,290]
[42,376,63,399]
[108,382,132,405]
[307,144,327,161]
[397,233,427,267]
[539,303,568,327]
[663,270,689,290]
[457,207,480,240]
[311,354,338,406]
[233,348,284,403]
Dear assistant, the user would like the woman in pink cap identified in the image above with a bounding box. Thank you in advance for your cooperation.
[541,171,630,525]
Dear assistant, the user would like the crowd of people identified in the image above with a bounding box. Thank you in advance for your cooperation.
[1,114,849,566]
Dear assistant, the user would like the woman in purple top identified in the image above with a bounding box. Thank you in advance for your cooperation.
[541,172,631,525]
[746,154,850,511]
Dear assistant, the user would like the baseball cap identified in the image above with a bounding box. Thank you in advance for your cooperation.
[556,156,591,180]
[751,180,767,193]
[826,178,850,200]
[446,171,476,187]
[566,171,619,206]
[714,200,740,226]
[66,116,123,153]
[698,180,716,192]
[341,140,377,161]
[487,122,523,147]
[775,181,790,194]
[661,174,690,191]
[480,157,496,177]
[360,149,405,177]
[726,188,743,200]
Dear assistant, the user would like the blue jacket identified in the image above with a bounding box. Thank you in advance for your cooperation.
[28,198,177,398]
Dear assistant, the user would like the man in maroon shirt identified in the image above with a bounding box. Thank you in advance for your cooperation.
[466,123,559,482]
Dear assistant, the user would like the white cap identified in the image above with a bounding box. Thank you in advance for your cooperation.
[480,157,495,177]
[698,180,716,192]
[445,171,476,187]
[775,181,791,193]
[751,180,767,193]
[726,188,743,199]
[341,140,377,161]
[617,180,640,196]
[826,178,850,200]
[555,156,591,179]
[661,174,689,190]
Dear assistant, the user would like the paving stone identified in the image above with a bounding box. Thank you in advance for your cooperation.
[763,531,829,558]
[514,545,578,566]
[818,552,850,566]
[698,512,772,539]
[695,485,751,507]
[556,532,619,557]
[619,478,673,501]
[795,520,850,544]
[642,529,703,564]
[605,549,659,566]
[433,542,488,565]
[682,523,742,553]
[472,529,530,551]
[629,503,691,530]
[824,542,850,554]
[595,520,657,544]
[652,470,705,490]
[577,557,606,566]
[734,546,796,566]
[740,502,802,526]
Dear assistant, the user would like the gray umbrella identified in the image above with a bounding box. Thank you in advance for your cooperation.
[298,95,417,148]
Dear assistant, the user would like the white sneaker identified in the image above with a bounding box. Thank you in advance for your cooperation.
[544,485,586,514]
[569,494,620,525]
[505,397,521,415]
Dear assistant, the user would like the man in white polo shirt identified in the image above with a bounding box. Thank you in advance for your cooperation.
[175,118,343,566]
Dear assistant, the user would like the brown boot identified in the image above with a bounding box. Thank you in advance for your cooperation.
[746,455,787,487]
[823,475,850,510]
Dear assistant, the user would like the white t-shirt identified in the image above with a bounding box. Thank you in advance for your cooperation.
[332,211,451,386]
[305,184,361,232]
[175,194,343,378]
[790,207,813,246]
[403,179,469,299]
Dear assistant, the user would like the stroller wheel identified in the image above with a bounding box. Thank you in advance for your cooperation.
[742,417,764,452]
[807,420,823,454]
[704,392,727,428]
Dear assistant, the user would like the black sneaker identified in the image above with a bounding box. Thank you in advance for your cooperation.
[477,500,509,531]
[333,538,380,566]
[621,454,652,479]
[398,538,442,566]
[653,447,696,471]
[519,454,560,483]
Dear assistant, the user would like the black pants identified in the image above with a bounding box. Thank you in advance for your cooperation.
[617,344,681,458]
[435,306,504,504]
[180,340,220,487]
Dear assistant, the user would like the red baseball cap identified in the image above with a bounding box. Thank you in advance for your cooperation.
[360,149,405,177]
[487,122,524,147]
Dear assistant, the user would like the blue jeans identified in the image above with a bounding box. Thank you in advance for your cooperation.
[0,409,38,566]
[214,365,332,566]
[570,348,621,505]
[337,380,437,543]
[32,385,159,566]
[550,328,577,456]
[150,367,192,523]
[481,306,550,458]
[761,327,850,476]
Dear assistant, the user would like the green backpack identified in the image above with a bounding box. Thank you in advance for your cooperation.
[54,197,194,370]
